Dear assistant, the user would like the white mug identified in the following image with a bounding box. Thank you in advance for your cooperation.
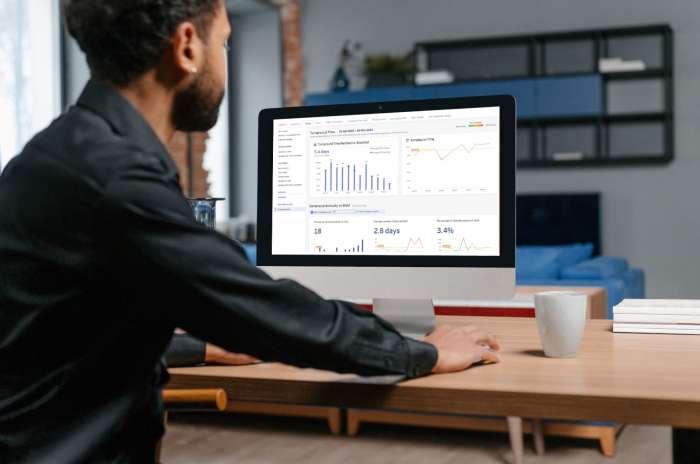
[534,291,587,358]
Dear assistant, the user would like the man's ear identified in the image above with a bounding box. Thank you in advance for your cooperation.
[171,21,204,78]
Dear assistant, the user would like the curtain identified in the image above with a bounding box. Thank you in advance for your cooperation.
[0,0,61,171]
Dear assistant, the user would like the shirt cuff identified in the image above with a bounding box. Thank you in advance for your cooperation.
[164,334,206,367]
[404,338,438,378]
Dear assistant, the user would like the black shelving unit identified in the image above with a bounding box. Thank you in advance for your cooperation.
[415,24,674,168]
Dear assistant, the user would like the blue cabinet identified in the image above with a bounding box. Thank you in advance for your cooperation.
[534,75,602,118]
[305,86,415,105]
[411,79,537,118]
[305,74,603,120]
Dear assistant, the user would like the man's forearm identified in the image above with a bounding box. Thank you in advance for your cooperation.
[100,176,437,378]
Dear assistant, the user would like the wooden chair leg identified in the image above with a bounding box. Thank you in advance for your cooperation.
[532,418,545,455]
[327,409,343,435]
[346,409,361,436]
[599,427,617,457]
[506,416,524,464]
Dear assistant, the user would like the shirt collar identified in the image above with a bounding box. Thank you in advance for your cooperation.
[76,79,180,176]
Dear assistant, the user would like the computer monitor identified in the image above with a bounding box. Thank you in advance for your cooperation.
[257,96,516,337]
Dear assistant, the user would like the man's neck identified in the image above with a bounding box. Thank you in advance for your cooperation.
[117,75,177,145]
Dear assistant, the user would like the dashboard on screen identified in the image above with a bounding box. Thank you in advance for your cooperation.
[270,106,501,258]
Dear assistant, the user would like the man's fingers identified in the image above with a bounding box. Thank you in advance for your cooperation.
[217,352,260,365]
[473,331,501,351]
[480,346,501,364]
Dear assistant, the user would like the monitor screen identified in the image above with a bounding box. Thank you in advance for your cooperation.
[270,106,501,257]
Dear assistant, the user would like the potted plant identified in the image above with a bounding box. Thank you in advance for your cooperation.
[364,52,414,88]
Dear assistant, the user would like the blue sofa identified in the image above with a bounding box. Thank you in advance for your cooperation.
[516,244,645,318]
[241,243,644,319]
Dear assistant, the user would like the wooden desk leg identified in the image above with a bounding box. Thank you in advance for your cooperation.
[673,428,700,464]
[327,408,343,435]
[506,417,524,464]
[599,426,617,457]
[347,409,361,436]
[532,419,545,456]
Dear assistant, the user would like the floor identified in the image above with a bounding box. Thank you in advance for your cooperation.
[161,412,672,464]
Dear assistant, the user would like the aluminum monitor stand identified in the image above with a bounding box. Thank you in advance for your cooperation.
[372,298,436,339]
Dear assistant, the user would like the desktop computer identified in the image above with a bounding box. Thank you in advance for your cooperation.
[257,96,516,338]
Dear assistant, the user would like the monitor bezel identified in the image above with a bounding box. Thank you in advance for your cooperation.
[257,95,516,268]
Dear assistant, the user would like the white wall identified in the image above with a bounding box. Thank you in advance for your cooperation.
[299,0,700,297]
[64,34,90,107]
[229,10,283,219]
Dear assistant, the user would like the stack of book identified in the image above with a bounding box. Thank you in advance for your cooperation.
[613,299,700,334]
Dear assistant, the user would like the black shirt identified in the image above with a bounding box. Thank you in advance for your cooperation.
[0,80,437,463]
[164,333,206,367]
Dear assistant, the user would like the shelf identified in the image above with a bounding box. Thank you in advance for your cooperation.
[520,115,598,125]
[519,155,673,169]
[405,69,669,87]
[601,69,667,80]
[605,112,668,122]
[415,24,671,50]
[519,112,667,125]
[427,72,584,85]
[389,24,674,168]
[306,74,603,119]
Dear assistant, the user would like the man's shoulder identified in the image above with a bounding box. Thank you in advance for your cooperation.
[18,105,167,188]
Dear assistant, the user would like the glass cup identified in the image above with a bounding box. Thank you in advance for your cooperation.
[187,197,225,230]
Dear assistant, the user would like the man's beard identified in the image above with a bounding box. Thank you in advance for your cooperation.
[171,65,224,133]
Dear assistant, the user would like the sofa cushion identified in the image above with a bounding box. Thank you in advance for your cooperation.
[558,243,595,267]
[562,256,629,280]
[516,243,594,279]
[516,247,564,279]
[622,268,645,299]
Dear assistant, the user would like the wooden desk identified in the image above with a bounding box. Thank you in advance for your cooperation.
[169,316,700,463]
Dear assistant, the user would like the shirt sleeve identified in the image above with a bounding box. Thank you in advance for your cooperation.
[164,333,206,367]
[96,164,437,378]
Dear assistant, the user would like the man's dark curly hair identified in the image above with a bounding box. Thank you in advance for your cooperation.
[63,0,221,86]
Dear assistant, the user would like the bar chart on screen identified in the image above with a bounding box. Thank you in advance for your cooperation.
[312,136,398,197]
[308,218,369,254]
[312,240,365,254]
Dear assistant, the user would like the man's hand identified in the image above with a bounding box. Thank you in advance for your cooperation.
[204,344,260,365]
[424,325,501,374]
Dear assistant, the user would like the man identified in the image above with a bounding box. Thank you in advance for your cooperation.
[0,1,501,462]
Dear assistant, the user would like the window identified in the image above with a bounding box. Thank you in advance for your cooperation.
[0,0,62,171]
